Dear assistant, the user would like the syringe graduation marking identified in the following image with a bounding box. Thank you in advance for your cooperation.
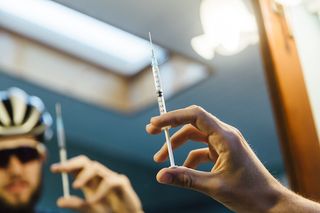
[149,32,175,167]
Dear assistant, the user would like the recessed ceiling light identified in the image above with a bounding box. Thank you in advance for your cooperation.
[0,0,168,76]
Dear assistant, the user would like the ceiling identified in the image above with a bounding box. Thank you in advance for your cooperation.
[50,0,206,62]
[51,0,259,72]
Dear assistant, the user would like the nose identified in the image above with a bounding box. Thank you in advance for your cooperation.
[7,156,24,175]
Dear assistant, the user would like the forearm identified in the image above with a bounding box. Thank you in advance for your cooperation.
[233,180,320,213]
[268,186,320,213]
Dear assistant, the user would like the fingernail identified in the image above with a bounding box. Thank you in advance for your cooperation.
[158,173,173,184]
[146,124,151,131]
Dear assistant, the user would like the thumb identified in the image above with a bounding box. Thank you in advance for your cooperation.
[156,166,214,194]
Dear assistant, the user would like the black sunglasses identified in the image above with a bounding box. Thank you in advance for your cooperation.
[0,147,41,168]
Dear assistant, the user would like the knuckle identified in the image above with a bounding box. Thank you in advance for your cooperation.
[119,174,129,183]
[189,105,205,114]
[182,173,194,188]
[172,117,182,127]
[195,109,208,120]
[188,104,198,109]
[78,155,89,162]
[223,130,242,152]
[235,129,244,139]
[184,124,194,131]
[172,170,195,188]
[91,161,100,170]
[112,174,130,188]
[91,161,100,166]
[225,130,241,142]
[231,127,242,137]
[188,150,198,159]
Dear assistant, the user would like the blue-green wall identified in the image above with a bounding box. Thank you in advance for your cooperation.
[0,45,284,213]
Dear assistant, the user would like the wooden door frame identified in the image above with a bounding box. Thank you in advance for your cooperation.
[252,0,320,200]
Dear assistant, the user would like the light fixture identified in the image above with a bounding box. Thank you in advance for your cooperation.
[0,0,167,76]
[191,0,258,60]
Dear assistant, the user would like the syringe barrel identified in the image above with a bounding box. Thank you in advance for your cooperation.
[57,118,66,149]
[151,63,162,90]
[151,62,167,114]
[158,95,167,115]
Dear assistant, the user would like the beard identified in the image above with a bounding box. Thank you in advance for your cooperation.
[0,178,43,213]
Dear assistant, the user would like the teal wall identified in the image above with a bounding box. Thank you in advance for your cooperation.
[0,45,284,213]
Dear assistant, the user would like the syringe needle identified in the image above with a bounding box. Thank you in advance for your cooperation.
[55,103,70,198]
[149,32,175,167]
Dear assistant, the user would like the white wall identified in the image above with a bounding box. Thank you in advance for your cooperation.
[289,4,320,141]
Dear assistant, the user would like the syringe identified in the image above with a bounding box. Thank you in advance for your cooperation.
[55,103,70,198]
[149,32,175,167]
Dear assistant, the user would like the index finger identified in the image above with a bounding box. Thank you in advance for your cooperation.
[147,105,223,136]
[51,155,90,173]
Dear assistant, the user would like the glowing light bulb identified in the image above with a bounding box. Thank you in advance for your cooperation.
[191,0,258,59]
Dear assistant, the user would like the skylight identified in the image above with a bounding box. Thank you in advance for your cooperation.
[0,0,167,76]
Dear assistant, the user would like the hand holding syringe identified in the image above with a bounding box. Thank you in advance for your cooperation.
[55,103,70,198]
[149,32,175,167]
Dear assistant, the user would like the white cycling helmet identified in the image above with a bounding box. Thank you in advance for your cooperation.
[0,87,52,142]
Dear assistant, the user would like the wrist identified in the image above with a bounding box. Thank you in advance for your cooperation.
[263,183,292,213]
[249,181,286,213]
[267,186,320,213]
[234,180,286,213]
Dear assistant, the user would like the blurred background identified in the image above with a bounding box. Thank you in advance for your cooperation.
[2,0,319,212]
